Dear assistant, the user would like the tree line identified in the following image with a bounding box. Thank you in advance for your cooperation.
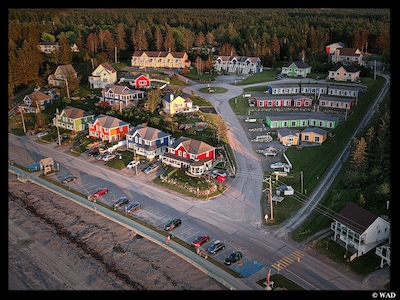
[8,8,390,97]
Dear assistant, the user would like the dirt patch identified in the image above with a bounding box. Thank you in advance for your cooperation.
[8,175,227,291]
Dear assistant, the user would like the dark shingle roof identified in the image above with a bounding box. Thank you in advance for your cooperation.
[334,203,377,234]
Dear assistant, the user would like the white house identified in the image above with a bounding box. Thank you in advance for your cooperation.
[88,62,117,89]
[330,203,390,261]
[214,55,263,74]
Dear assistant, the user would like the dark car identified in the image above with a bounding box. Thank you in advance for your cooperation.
[191,235,210,248]
[86,148,99,156]
[61,174,77,184]
[207,240,225,254]
[113,196,129,209]
[91,188,108,198]
[223,251,243,265]
[125,202,141,213]
[164,218,182,231]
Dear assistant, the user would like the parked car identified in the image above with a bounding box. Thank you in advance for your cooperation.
[36,131,48,138]
[207,240,225,254]
[102,154,116,162]
[56,136,69,145]
[270,162,286,169]
[212,170,227,177]
[113,196,129,209]
[143,164,159,174]
[61,174,77,184]
[91,188,108,198]
[127,160,140,169]
[86,148,99,156]
[191,234,210,248]
[125,202,141,213]
[223,251,243,265]
[164,218,182,231]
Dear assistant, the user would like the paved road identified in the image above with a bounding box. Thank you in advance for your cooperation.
[8,73,390,291]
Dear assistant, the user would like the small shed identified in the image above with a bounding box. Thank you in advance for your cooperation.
[39,157,55,174]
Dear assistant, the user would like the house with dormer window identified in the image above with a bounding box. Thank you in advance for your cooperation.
[100,84,145,108]
[214,55,263,74]
[88,62,117,89]
[162,92,198,115]
[126,125,173,160]
[331,47,367,67]
[159,136,216,176]
[19,91,53,114]
[131,51,190,69]
[88,114,129,142]
[48,64,77,87]
[53,106,95,132]
[281,61,311,77]
[330,203,390,261]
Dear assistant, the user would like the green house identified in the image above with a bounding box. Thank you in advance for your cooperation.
[266,114,339,129]
[53,106,95,132]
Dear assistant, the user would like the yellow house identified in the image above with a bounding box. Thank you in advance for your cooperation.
[162,92,198,115]
[277,128,300,146]
[300,127,328,144]
[131,50,190,69]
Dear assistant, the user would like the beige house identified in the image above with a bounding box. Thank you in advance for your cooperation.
[328,65,361,82]
[88,62,117,89]
[330,47,367,66]
[38,41,59,54]
[131,51,190,69]
[48,64,78,87]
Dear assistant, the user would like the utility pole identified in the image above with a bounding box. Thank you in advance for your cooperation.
[55,108,61,146]
[300,171,304,194]
[21,109,26,133]
[133,145,138,175]
[269,176,274,220]
[65,79,70,98]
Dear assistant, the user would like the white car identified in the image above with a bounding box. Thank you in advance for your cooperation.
[212,170,227,177]
[102,154,116,162]
[127,160,140,169]
[270,162,286,169]
[36,131,48,138]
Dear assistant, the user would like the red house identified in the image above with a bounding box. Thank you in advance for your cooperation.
[292,95,313,107]
[159,136,215,176]
[254,95,293,108]
[318,96,355,110]
[130,74,151,89]
[88,114,130,142]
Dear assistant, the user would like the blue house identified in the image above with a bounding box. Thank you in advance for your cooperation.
[126,125,174,160]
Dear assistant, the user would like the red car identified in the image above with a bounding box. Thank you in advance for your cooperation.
[191,235,210,248]
[91,188,108,197]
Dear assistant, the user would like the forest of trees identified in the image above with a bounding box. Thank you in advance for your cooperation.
[8,8,390,97]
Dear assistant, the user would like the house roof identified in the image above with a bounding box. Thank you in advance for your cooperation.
[277,128,300,137]
[329,65,360,73]
[334,203,377,234]
[301,127,328,135]
[337,47,362,56]
[130,125,170,141]
[60,106,93,119]
[29,91,51,101]
[90,114,129,129]
[99,62,116,73]
[284,61,310,68]
[57,64,77,75]
[171,137,215,155]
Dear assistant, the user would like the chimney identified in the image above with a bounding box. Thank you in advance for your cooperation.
[170,93,174,101]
